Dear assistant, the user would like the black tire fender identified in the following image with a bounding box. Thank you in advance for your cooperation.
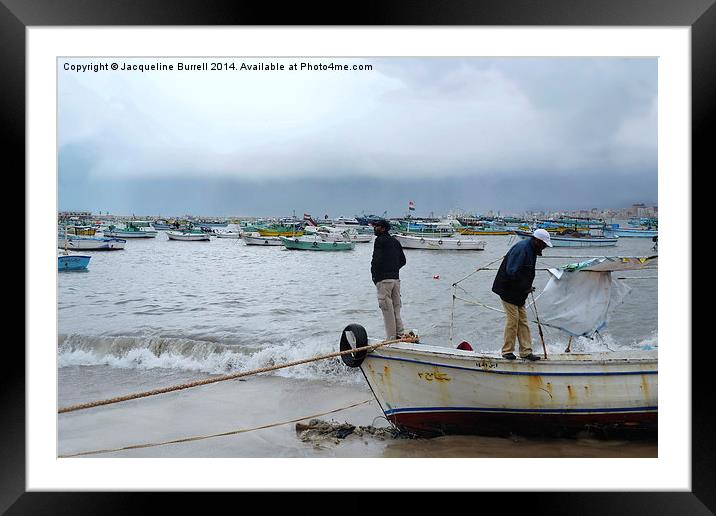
[457,240,461,246]
[340,324,369,367]
[438,239,443,245]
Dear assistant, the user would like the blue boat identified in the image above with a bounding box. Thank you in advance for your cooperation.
[604,224,658,238]
[58,254,91,271]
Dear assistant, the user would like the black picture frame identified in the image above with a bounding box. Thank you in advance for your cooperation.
[8,0,706,512]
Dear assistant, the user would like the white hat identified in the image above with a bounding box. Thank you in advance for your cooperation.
[533,228,553,247]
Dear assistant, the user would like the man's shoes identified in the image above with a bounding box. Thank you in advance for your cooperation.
[502,353,517,360]
[521,353,541,361]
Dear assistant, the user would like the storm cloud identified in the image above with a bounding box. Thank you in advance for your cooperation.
[58,57,657,215]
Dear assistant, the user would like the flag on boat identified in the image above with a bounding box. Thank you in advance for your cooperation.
[303,213,318,226]
[408,200,415,211]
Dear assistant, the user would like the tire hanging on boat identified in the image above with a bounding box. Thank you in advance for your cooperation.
[340,324,369,367]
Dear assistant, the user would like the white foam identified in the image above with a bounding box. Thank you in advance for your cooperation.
[57,334,364,384]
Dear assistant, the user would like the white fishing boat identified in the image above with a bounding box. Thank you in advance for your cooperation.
[338,256,658,438]
[166,230,211,241]
[57,235,127,251]
[394,234,486,250]
[242,233,283,246]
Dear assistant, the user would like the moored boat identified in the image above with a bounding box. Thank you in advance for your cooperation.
[280,236,355,251]
[104,221,158,238]
[214,230,242,239]
[394,234,486,250]
[458,225,512,236]
[604,226,658,238]
[256,223,304,237]
[242,233,283,246]
[166,230,211,241]
[58,253,91,271]
[57,235,126,251]
[514,230,617,247]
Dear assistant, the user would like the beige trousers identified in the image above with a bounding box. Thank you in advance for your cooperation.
[376,279,405,339]
[500,300,533,356]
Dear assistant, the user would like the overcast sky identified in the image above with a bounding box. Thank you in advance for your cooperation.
[58,57,657,217]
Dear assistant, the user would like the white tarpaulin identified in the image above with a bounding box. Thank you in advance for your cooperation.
[529,256,655,337]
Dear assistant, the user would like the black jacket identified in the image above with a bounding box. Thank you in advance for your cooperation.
[491,238,538,306]
[371,232,406,284]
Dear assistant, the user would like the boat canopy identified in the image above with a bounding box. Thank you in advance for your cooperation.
[533,256,657,338]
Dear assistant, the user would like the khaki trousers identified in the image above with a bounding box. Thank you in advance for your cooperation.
[376,279,405,339]
[500,299,533,356]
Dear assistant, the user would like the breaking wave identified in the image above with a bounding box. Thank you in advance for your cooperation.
[57,334,365,384]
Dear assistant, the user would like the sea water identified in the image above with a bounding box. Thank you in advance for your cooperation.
[57,227,658,458]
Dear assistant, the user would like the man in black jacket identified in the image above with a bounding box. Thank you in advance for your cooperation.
[370,219,408,340]
[492,228,552,361]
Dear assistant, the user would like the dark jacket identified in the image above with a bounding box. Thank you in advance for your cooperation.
[491,238,539,306]
[371,232,406,284]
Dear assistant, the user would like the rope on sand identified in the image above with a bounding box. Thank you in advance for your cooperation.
[58,399,373,457]
[58,336,417,414]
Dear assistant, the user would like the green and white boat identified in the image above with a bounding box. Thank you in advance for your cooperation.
[280,236,355,251]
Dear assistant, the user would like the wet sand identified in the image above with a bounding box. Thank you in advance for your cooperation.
[58,366,656,459]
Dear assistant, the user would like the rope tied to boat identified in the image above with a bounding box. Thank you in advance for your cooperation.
[57,336,417,415]
[58,398,374,457]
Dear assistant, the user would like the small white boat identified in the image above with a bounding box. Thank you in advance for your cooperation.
[395,234,486,250]
[57,235,126,250]
[167,231,211,241]
[214,231,242,239]
[243,233,283,246]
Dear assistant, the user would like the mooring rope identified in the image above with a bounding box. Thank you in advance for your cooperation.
[58,398,373,458]
[58,336,415,414]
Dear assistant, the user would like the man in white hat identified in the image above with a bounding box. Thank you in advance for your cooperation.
[491,228,552,361]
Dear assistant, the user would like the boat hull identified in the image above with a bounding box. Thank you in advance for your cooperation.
[359,342,657,438]
[395,234,486,250]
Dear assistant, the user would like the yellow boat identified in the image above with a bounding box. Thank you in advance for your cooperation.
[517,225,588,235]
[257,228,304,237]
[458,227,511,236]
[67,225,97,236]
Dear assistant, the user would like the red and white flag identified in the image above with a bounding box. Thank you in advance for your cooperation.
[408,200,415,211]
[303,213,318,226]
